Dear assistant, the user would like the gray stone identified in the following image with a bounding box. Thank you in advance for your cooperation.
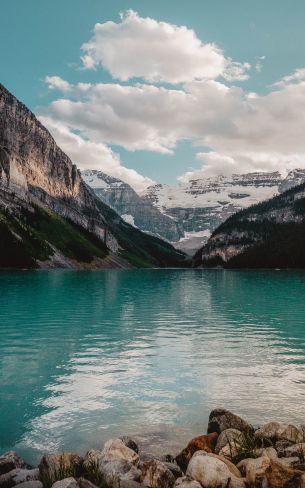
[51,479,78,488]
[207,408,252,435]
[39,454,83,483]
[14,482,42,488]
[140,460,175,488]
[215,428,242,454]
[120,437,139,454]
[255,422,303,443]
[0,468,39,488]
[0,453,27,476]
[174,477,202,488]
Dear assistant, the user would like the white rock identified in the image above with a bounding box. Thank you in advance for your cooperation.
[101,439,139,465]
[186,451,245,488]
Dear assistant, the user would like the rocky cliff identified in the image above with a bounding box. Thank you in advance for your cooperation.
[0,83,187,269]
[82,170,183,241]
[194,179,305,268]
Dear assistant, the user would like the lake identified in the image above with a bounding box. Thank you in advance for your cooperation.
[1,269,305,465]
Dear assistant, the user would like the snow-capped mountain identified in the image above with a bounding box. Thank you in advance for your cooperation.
[82,170,183,241]
[143,171,305,253]
[83,169,305,255]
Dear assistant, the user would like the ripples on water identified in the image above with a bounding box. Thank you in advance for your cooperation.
[1,269,305,463]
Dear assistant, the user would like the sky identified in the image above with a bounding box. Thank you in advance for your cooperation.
[2,0,305,191]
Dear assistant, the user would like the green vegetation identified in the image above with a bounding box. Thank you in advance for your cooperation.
[94,197,189,268]
[0,204,108,269]
[195,180,305,269]
[225,431,272,465]
[40,456,81,488]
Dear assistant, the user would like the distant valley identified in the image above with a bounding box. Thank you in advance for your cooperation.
[83,169,305,255]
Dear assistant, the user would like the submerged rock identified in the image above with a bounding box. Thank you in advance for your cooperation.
[186,451,245,488]
[207,409,252,435]
[140,460,175,488]
[175,433,218,471]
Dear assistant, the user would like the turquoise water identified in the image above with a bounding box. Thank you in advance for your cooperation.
[1,269,305,464]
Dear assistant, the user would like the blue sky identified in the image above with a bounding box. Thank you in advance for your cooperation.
[2,0,305,189]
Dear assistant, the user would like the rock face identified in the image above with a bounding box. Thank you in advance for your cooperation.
[207,409,252,435]
[82,170,183,242]
[0,84,187,269]
[195,176,305,268]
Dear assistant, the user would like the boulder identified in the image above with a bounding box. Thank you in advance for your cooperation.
[205,453,242,478]
[237,456,270,481]
[254,447,278,460]
[255,422,303,443]
[0,469,39,488]
[207,409,252,435]
[275,440,295,457]
[265,459,305,488]
[51,478,78,488]
[161,463,183,479]
[140,460,175,488]
[83,447,140,488]
[14,482,42,488]
[175,433,218,471]
[78,479,99,488]
[174,476,202,487]
[100,439,139,466]
[39,454,83,485]
[281,443,305,459]
[0,453,27,476]
[215,429,242,454]
[120,437,139,454]
[186,451,245,488]
[101,459,140,488]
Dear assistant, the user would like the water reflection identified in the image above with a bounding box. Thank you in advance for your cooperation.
[1,270,305,464]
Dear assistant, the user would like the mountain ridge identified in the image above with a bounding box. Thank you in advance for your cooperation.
[0,83,187,269]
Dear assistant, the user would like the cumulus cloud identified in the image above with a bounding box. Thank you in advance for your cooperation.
[80,10,250,83]
[41,73,305,182]
[39,115,153,192]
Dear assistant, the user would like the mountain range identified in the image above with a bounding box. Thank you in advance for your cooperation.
[193,178,305,268]
[83,169,305,254]
[0,83,187,269]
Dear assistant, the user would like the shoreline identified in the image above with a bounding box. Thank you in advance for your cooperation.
[2,408,305,488]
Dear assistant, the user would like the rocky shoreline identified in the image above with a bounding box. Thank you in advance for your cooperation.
[2,408,305,488]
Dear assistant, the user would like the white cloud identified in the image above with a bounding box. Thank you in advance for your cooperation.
[45,76,73,93]
[39,115,153,192]
[41,74,305,181]
[273,67,305,87]
[81,10,250,84]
